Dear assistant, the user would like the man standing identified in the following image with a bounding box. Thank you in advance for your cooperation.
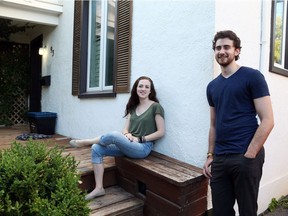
[203,30,274,216]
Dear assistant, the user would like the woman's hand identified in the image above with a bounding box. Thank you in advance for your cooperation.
[124,133,138,142]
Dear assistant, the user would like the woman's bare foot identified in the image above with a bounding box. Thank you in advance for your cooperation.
[69,137,100,148]
[69,139,94,147]
[69,140,83,147]
[85,188,105,200]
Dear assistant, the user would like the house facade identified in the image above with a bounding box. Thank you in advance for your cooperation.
[1,0,287,214]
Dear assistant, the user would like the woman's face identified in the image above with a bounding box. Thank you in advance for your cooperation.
[137,79,151,99]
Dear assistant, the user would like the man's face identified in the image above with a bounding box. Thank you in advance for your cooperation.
[214,38,240,67]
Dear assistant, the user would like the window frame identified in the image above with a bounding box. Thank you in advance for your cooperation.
[269,0,288,77]
[87,0,114,92]
[72,0,132,98]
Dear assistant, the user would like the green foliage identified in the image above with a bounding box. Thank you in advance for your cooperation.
[268,196,288,212]
[268,198,279,212]
[0,141,90,216]
[0,19,34,41]
[274,16,283,64]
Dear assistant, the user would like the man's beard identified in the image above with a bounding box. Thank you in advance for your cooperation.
[216,54,234,67]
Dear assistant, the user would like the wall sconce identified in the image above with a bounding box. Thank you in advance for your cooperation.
[50,46,55,57]
[38,46,47,55]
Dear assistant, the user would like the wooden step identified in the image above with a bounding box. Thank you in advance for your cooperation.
[89,186,144,216]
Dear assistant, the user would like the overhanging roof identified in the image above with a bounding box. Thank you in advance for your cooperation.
[0,0,63,26]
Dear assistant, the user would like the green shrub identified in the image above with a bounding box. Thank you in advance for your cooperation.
[0,140,90,216]
[268,196,288,212]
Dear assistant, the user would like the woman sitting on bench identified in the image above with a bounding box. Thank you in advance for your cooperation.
[69,76,165,200]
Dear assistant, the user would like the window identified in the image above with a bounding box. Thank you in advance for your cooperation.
[270,0,288,76]
[88,0,114,91]
[72,0,132,98]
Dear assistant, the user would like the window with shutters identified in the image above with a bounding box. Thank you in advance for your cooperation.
[72,0,132,98]
[270,0,288,76]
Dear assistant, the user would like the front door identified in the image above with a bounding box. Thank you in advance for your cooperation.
[29,35,42,112]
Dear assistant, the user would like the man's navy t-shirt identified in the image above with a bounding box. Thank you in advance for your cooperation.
[206,66,270,154]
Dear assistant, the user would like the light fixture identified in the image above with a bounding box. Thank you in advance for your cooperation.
[50,46,54,57]
[38,46,47,55]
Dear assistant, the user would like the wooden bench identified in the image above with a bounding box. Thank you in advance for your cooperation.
[115,151,208,216]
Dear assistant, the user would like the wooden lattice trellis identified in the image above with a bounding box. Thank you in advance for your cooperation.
[0,89,28,125]
[9,89,28,125]
[0,41,29,126]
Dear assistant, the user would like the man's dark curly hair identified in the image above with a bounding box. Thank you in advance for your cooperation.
[212,30,242,60]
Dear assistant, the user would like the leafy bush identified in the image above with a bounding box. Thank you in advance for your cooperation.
[268,196,288,212]
[0,140,90,216]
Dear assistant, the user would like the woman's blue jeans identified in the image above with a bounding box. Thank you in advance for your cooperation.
[91,131,153,164]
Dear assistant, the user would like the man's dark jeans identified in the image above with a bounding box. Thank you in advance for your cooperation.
[210,148,265,216]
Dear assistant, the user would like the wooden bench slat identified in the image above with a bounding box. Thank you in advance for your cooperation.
[129,156,202,181]
[117,152,203,185]
[150,151,202,172]
[150,151,202,174]
[127,159,195,183]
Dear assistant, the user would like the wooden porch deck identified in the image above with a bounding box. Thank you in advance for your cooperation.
[0,125,115,176]
[0,124,70,149]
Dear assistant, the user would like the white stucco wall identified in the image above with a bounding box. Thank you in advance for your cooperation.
[131,0,214,167]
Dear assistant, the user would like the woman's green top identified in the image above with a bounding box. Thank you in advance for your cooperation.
[129,103,164,138]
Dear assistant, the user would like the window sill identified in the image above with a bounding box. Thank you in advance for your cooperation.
[78,91,116,99]
[269,66,288,77]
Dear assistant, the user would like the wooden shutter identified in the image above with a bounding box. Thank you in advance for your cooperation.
[115,0,132,93]
[71,0,82,96]
[72,0,132,95]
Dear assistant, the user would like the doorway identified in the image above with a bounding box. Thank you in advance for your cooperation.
[29,35,43,112]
